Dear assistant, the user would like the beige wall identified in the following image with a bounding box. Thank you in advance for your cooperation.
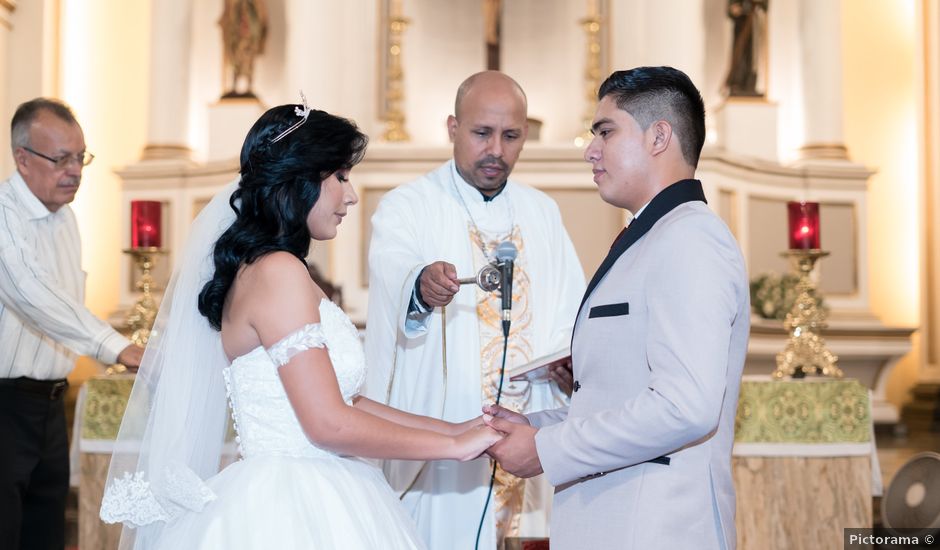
[58,0,150,321]
[2,2,927,408]
[842,0,921,409]
[3,0,59,176]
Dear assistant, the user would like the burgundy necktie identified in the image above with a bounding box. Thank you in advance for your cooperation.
[610,218,634,249]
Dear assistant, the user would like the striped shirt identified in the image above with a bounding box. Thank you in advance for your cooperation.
[0,172,129,380]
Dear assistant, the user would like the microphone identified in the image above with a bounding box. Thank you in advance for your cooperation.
[457,264,501,292]
[494,241,517,337]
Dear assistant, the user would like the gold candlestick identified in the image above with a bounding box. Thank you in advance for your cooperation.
[123,247,166,347]
[575,0,603,146]
[773,249,842,379]
[382,2,410,142]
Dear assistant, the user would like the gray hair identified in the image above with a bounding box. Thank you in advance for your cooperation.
[11,98,79,152]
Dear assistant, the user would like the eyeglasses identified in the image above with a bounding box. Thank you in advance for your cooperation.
[22,146,95,169]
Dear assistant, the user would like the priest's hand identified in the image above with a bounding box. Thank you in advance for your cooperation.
[418,261,460,307]
[548,358,574,397]
[484,414,543,478]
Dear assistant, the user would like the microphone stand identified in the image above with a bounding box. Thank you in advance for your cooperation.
[475,244,516,550]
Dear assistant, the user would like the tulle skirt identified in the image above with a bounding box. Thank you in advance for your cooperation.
[153,454,425,549]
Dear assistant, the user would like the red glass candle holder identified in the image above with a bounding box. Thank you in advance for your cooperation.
[786,201,820,250]
[131,200,162,249]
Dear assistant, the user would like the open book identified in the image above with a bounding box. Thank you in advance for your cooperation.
[507,347,571,383]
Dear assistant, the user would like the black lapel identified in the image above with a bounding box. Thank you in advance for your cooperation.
[576,179,707,316]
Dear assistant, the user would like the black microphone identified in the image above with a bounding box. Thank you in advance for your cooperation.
[495,241,517,337]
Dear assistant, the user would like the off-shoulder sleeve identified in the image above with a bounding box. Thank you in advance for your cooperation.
[265,323,328,368]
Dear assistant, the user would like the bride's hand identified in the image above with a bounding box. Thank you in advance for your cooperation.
[447,415,485,436]
[452,422,503,462]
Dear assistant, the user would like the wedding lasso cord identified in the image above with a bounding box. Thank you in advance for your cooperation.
[474,332,510,550]
[395,304,450,501]
[388,273,448,501]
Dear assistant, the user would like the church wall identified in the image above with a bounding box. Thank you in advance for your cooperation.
[401,0,486,143]
[0,4,11,177]
[764,0,804,162]
[3,0,58,177]
[184,0,380,160]
[702,0,732,137]
[58,0,151,322]
[607,0,706,99]
[0,0,929,412]
[842,0,920,409]
[502,0,586,143]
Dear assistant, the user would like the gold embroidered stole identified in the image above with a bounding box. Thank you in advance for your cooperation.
[469,224,533,545]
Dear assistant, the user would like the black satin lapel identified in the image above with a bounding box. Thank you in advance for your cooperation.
[576,179,708,315]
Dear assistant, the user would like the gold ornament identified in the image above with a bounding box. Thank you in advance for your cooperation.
[773,249,842,379]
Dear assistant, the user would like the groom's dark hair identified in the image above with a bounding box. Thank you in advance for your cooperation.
[598,66,706,168]
[198,105,368,330]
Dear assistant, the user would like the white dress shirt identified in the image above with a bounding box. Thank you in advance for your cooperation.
[0,172,129,380]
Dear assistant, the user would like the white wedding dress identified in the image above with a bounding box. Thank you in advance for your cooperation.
[151,299,425,549]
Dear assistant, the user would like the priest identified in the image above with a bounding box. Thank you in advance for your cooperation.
[364,71,585,550]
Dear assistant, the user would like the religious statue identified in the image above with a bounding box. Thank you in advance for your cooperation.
[725,0,768,97]
[219,0,269,98]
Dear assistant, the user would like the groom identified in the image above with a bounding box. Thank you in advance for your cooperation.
[484,66,750,550]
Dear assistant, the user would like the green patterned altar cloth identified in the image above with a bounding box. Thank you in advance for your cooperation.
[80,375,136,441]
[75,374,236,453]
[733,375,872,456]
[76,375,872,455]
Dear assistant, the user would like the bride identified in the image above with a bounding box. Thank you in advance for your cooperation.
[99,101,501,549]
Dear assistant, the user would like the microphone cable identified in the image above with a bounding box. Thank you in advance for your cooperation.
[474,331,510,550]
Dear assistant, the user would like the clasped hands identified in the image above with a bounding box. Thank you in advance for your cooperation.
[461,404,543,478]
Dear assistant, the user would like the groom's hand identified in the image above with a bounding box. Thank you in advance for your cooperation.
[482,404,530,426]
[484,415,542,478]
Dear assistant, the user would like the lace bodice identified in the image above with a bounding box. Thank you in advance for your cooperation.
[223,298,365,460]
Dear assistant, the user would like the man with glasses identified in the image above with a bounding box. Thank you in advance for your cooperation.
[0,98,143,549]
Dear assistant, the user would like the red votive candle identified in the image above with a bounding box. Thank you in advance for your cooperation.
[786,201,820,250]
[131,200,162,248]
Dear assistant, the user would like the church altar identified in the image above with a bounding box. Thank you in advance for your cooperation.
[73,375,239,550]
[732,376,876,550]
[72,376,132,550]
[115,142,913,423]
[74,373,877,550]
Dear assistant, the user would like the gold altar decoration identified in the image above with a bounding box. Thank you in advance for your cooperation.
[576,0,603,146]
[382,0,410,142]
[118,247,167,361]
[773,249,842,379]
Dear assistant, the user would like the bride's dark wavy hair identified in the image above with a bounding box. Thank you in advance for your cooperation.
[198,105,368,330]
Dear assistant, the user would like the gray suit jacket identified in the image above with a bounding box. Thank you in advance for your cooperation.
[529,180,750,550]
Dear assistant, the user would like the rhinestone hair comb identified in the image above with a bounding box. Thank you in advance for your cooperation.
[270,91,311,143]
